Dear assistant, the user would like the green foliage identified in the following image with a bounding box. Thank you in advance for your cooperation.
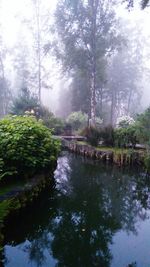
[11,89,62,133]
[39,106,66,135]
[0,158,4,173]
[38,105,54,120]
[0,199,11,223]
[101,126,114,147]
[11,87,39,116]
[44,115,65,135]
[136,107,150,146]
[71,70,90,114]
[115,125,137,148]
[144,153,150,172]
[136,107,150,172]
[82,125,114,147]
[0,116,60,180]
[54,0,120,121]
[82,127,100,147]
[67,111,88,131]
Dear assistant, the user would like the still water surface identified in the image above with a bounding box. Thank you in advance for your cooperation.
[1,152,150,267]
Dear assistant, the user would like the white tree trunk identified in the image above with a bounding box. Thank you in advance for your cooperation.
[90,73,96,126]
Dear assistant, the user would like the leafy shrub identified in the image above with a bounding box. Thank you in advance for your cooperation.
[141,109,150,169]
[136,107,150,146]
[115,115,137,148]
[144,154,150,172]
[63,123,72,136]
[38,105,54,120]
[43,115,66,135]
[115,125,137,148]
[82,125,114,147]
[82,126,100,146]
[36,106,66,135]
[67,111,88,131]
[0,158,4,173]
[101,125,114,147]
[0,116,60,180]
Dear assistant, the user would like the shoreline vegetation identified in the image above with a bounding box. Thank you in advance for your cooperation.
[0,115,61,248]
[0,171,55,247]
[0,109,150,250]
[63,140,145,167]
[0,139,147,248]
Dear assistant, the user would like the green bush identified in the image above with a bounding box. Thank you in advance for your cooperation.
[0,116,60,180]
[38,106,54,120]
[82,126,100,146]
[114,125,137,148]
[101,125,114,147]
[39,106,66,135]
[144,154,150,172]
[67,111,88,131]
[136,107,150,146]
[43,115,65,135]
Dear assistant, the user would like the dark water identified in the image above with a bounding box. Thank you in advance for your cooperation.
[1,152,150,267]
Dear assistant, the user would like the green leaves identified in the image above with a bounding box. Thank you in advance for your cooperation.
[67,111,88,131]
[82,126,101,147]
[136,108,150,145]
[11,88,39,116]
[115,125,137,148]
[0,116,60,181]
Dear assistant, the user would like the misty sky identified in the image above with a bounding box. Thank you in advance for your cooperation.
[0,0,150,113]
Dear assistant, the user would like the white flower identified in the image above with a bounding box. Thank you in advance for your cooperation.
[116,115,135,128]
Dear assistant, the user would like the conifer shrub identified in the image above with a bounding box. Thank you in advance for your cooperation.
[82,126,100,146]
[101,125,114,147]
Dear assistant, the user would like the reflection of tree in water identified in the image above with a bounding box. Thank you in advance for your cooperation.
[127,263,137,267]
[48,154,150,267]
[24,230,51,267]
[2,153,150,267]
[107,168,150,234]
[1,191,58,267]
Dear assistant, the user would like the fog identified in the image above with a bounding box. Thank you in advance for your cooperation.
[0,0,150,124]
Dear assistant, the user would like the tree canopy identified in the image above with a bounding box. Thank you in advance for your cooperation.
[54,0,121,124]
[125,0,150,9]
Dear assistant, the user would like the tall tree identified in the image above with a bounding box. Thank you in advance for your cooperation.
[16,0,53,104]
[71,69,90,114]
[31,0,53,104]
[33,0,42,103]
[0,26,10,117]
[12,36,33,91]
[107,23,144,125]
[54,0,120,125]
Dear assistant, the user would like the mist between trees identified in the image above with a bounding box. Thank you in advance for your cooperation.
[0,0,150,126]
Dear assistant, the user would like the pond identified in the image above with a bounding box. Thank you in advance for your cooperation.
[1,151,150,267]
